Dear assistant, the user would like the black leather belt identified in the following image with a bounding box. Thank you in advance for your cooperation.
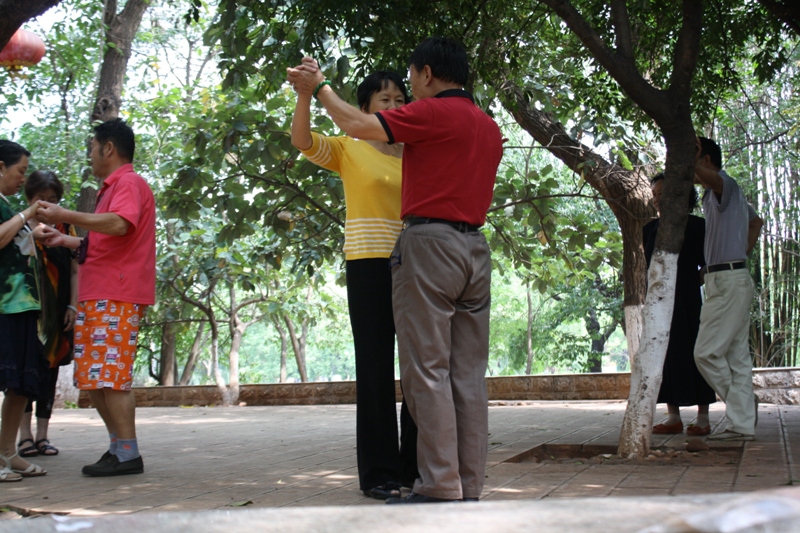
[404,217,481,233]
[705,261,746,273]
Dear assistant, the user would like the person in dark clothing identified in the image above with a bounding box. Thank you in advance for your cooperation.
[643,173,716,436]
[17,170,78,458]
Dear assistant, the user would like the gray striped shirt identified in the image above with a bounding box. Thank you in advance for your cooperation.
[702,170,758,265]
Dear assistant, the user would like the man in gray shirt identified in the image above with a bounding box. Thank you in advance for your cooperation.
[693,136,763,441]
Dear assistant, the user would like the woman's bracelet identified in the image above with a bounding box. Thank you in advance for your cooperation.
[312,80,331,100]
[67,305,77,312]
[18,212,25,224]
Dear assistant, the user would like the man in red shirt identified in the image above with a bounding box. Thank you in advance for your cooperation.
[38,119,156,477]
[288,38,503,503]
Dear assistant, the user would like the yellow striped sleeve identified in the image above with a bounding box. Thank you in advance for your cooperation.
[300,133,347,173]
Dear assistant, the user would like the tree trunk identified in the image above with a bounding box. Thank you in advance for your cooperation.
[525,283,534,375]
[178,322,206,385]
[623,304,643,371]
[534,0,703,457]
[226,327,242,406]
[271,316,289,383]
[224,285,242,406]
[618,129,698,457]
[0,0,62,50]
[284,314,308,382]
[585,308,604,373]
[75,0,149,216]
[159,323,178,386]
[208,317,231,405]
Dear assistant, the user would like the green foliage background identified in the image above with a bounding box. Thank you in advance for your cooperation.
[0,0,797,386]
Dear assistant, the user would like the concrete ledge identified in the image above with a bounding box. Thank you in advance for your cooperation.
[77,373,631,408]
[5,488,800,532]
[753,367,800,404]
[75,368,799,408]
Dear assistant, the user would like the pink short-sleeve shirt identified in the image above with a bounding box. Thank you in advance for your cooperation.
[78,164,156,305]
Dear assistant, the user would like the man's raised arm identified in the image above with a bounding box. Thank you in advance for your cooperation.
[287,58,388,142]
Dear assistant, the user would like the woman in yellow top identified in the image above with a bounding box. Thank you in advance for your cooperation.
[291,71,418,500]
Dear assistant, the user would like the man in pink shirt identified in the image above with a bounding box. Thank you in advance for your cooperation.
[38,119,156,476]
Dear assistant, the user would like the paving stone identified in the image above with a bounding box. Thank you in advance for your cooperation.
[0,400,797,531]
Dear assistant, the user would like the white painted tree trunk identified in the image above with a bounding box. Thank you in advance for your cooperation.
[623,303,644,370]
[53,365,79,408]
[618,249,679,457]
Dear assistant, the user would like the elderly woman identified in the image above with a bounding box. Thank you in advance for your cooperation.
[16,170,78,458]
[289,70,418,499]
[0,140,46,481]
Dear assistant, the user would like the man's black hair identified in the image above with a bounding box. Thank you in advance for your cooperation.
[697,137,722,170]
[650,172,699,212]
[25,170,64,201]
[408,37,469,86]
[0,140,31,168]
[356,71,410,111]
[94,118,135,161]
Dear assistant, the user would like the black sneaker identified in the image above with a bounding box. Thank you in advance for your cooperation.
[82,455,144,477]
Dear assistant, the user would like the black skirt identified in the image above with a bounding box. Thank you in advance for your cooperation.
[0,311,43,398]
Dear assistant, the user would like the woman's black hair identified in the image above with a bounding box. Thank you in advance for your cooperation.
[25,170,64,201]
[650,172,699,212]
[356,71,410,111]
[0,140,31,168]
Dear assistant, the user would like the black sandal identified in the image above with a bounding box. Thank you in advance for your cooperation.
[364,481,403,500]
[17,438,38,458]
[35,439,59,456]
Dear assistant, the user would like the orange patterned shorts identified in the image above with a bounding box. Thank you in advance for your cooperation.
[73,300,145,391]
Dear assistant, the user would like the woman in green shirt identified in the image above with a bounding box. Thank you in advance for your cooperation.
[0,140,47,482]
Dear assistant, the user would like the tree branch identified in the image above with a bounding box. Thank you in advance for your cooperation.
[611,0,634,59]
[0,0,62,51]
[538,0,662,113]
[668,0,704,100]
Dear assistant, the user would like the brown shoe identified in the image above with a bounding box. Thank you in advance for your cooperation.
[687,424,711,436]
[653,421,683,434]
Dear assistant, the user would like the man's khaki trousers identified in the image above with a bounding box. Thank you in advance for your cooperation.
[391,223,491,500]
[694,269,756,434]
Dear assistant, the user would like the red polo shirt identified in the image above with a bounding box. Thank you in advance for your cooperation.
[376,89,502,226]
[78,164,156,305]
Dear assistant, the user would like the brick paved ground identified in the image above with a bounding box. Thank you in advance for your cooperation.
[1,400,797,522]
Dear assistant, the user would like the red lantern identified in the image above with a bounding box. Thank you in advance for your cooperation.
[0,28,46,76]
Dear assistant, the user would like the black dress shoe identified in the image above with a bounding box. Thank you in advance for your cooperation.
[82,455,144,477]
[463,497,479,502]
[364,482,403,500]
[96,450,114,464]
[81,451,115,475]
[386,491,457,504]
